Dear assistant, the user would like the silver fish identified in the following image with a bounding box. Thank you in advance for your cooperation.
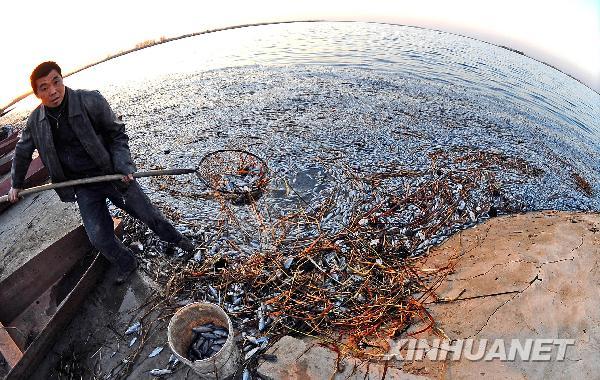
[193,325,214,333]
[258,317,266,331]
[150,369,173,376]
[244,346,261,360]
[125,321,141,335]
[208,285,219,298]
[283,256,294,269]
[148,346,163,358]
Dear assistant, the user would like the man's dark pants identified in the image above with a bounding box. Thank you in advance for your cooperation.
[75,181,182,271]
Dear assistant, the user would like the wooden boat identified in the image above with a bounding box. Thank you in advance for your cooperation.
[0,108,13,118]
[0,219,121,379]
[0,133,18,157]
[0,157,48,214]
[0,152,13,175]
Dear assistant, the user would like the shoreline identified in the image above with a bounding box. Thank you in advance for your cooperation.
[1,19,597,115]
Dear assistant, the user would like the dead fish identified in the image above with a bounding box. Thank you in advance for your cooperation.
[258,317,266,331]
[129,337,137,347]
[125,321,141,335]
[193,346,204,359]
[148,346,163,358]
[208,285,219,298]
[188,346,197,360]
[255,337,269,345]
[150,369,173,376]
[193,252,203,262]
[244,346,261,360]
[469,210,476,222]
[283,256,294,269]
[188,322,229,360]
[201,339,210,355]
[200,332,218,339]
[193,336,206,350]
[176,299,194,307]
[192,325,214,333]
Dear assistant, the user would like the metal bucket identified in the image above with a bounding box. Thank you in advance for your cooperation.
[167,302,240,379]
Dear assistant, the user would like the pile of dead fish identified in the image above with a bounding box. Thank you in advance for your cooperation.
[101,64,597,375]
[187,323,229,361]
[100,146,547,380]
[110,65,598,219]
[118,146,547,367]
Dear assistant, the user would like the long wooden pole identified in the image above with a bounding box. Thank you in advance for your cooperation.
[0,168,196,203]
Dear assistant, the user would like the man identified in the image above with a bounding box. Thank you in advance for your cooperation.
[9,61,194,284]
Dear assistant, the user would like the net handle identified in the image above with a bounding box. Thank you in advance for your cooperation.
[2,149,269,203]
[0,168,196,203]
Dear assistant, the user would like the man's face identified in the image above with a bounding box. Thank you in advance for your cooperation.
[35,69,65,107]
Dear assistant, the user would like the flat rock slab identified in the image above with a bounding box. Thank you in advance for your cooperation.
[402,211,600,379]
[259,211,599,380]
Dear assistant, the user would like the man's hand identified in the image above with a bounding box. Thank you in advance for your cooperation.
[8,187,22,203]
[121,173,134,183]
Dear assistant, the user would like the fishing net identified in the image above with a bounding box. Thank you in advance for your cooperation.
[196,150,269,194]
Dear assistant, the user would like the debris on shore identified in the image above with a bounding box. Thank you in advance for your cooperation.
[110,144,548,378]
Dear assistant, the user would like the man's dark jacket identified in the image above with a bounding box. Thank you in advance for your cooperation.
[11,87,136,202]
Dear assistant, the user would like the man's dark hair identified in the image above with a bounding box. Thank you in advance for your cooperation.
[30,61,62,94]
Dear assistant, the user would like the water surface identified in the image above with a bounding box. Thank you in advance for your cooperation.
[8,22,600,227]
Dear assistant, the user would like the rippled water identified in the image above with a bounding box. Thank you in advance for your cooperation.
[67,22,599,136]
[8,22,600,224]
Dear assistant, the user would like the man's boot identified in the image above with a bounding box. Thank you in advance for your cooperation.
[177,237,196,261]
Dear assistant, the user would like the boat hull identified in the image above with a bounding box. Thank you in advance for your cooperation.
[0,219,122,379]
